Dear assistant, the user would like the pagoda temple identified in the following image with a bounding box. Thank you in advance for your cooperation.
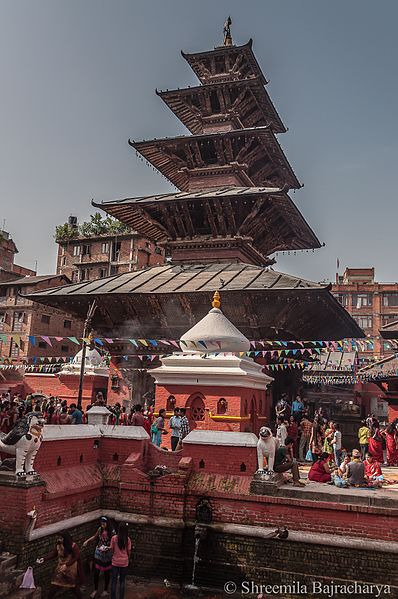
[30,25,362,362]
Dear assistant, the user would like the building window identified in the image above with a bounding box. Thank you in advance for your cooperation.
[9,340,19,357]
[82,244,91,256]
[41,314,51,324]
[383,293,398,307]
[352,293,372,308]
[80,269,90,281]
[110,265,118,275]
[334,293,348,307]
[60,256,67,266]
[72,270,79,282]
[0,313,5,331]
[61,344,69,352]
[38,341,47,349]
[63,319,72,329]
[99,267,108,278]
[19,340,25,352]
[12,312,24,331]
[354,315,373,329]
[382,314,398,325]
[111,241,121,262]
[101,242,109,254]
[73,245,82,257]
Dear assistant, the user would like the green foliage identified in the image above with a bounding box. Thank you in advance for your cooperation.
[54,223,79,241]
[55,213,131,241]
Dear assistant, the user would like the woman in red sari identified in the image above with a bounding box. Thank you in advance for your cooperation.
[368,421,384,463]
[385,419,398,466]
[308,452,332,483]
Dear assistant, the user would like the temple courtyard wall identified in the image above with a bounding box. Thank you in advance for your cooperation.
[1,427,398,596]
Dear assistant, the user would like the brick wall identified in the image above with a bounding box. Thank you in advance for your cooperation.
[156,384,268,435]
[24,373,108,407]
[57,234,165,282]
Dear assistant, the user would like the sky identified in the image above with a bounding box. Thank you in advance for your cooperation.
[0,0,397,283]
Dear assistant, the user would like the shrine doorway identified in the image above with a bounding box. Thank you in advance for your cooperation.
[186,393,206,430]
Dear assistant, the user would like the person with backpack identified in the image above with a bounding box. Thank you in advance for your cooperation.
[83,516,115,598]
[110,522,131,599]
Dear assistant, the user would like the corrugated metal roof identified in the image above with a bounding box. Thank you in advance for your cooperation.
[93,186,282,208]
[0,274,67,287]
[27,263,322,298]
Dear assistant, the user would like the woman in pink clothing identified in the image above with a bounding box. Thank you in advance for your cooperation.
[110,523,131,599]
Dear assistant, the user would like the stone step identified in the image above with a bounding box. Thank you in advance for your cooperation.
[0,566,31,597]
[0,554,17,575]
[4,590,41,599]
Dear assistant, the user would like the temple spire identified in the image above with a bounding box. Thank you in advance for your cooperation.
[223,16,233,46]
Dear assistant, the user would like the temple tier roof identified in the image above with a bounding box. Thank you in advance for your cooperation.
[380,319,398,340]
[130,127,300,192]
[92,186,321,262]
[27,262,364,341]
[157,78,286,134]
[181,40,267,85]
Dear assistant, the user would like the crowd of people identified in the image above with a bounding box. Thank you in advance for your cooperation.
[273,394,398,489]
[36,517,131,599]
[0,391,192,451]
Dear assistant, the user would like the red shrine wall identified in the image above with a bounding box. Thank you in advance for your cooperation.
[23,373,108,408]
[2,428,397,556]
[156,384,269,433]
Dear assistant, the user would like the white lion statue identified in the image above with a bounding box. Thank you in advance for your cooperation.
[256,426,280,475]
[0,412,45,477]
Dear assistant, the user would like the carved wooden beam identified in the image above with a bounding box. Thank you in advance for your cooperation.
[203,199,219,236]
[180,201,195,238]
[214,138,226,165]
[159,205,178,239]
[224,198,237,231]
[214,200,228,236]
[238,197,267,235]
[192,140,205,167]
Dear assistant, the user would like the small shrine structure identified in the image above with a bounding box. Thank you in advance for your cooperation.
[24,347,109,407]
[151,291,272,433]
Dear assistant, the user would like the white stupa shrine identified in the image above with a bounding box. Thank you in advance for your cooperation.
[59,347,109,377]
[151,291,272,434]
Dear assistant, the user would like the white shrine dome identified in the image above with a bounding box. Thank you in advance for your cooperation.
[180,291,250,353]
[72,347,104,367]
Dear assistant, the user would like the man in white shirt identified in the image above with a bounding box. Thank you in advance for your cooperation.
[332,422,342,466]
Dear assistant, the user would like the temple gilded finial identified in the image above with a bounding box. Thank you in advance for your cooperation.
[223,16,233,47]
[212,290,221,309]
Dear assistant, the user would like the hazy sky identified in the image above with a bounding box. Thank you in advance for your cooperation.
[1,1,397,282]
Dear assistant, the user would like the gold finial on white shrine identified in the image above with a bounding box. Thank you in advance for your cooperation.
[212,290,221,309]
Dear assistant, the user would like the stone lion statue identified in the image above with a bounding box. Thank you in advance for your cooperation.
[0,412,45,477]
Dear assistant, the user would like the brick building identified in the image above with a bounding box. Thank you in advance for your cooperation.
[0,274,83,363]
[56,216,165,282]
[0,229,35,282]
[332,268,398,361]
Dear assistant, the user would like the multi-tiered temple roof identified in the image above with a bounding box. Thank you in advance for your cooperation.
[95,31,320,266]
[30,25,363,341]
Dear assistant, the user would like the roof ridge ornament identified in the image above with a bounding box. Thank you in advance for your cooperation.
[223,16,233,47]
[212,290,221,309]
